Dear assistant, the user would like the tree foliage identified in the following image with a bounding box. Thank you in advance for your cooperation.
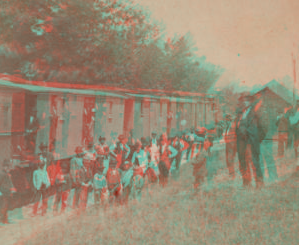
[0,0,223,92]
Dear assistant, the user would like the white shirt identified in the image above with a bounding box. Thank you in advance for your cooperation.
[33,169,50,190]
[290,110,299,125]
[241,107,251,120]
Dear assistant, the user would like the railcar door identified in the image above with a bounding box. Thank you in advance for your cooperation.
[82,96,96,146]
[24,93,38,153]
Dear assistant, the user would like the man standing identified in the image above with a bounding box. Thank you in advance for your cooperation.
[289,104,299,159]
[83,142,96,178]
[53,160,72,214]
[95,136,110,176]
[186,128,195,160]
[223,114,237,179]
[109,135,131,170]
[25,109,40,153]
[276,109,289,158]
[170,133,189,180]
[32,161,50,216]
[127,130,135,162]
[0,160,16,224]
[38,143,54,171]
[70,146,85,209]
[150,131,159,164]
[236,93,267,189]
[258,93,278,182]
[131,140,149,174]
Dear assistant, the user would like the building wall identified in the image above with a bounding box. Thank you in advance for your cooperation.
[160,99,168,134]
[0,90,13,164]
[0,85,221,161]
[66,94,84,156]
[104,97,124,144]
[11,92,26,155]
[94,96,107,144]
[123,98,135,138]
[149,100,160,136]
[35,94,51,153]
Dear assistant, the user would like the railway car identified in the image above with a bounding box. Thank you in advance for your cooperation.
[0,74,222,209]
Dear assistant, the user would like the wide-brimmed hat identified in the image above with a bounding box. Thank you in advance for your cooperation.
[98,136,106,141]
[39,143,48,150]
[75,146,84,154]
[135,139,142,148]
[118,135,125,141]
[224,114,232,121]
[120,160,132,171]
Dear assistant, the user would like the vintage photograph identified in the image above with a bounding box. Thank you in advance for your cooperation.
[0,0,299,244]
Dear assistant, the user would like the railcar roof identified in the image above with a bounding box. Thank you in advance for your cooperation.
[0,73,216,100]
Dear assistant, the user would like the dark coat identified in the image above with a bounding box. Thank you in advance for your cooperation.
[0,170,15,196]
[236,99,268,143]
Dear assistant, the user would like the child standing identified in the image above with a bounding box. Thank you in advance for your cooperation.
[32,161,50,216]
[190,135,214,194]
[53,160,71,215]
[93,164,109,209]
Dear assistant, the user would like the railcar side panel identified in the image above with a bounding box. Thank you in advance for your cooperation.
[94,96,107,144]
[66,94,84,156]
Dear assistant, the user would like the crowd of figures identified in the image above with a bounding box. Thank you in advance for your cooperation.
[1,91,299,225]
[0,124,218,224]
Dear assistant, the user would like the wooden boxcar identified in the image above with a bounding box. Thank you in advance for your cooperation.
[0,75,222,209]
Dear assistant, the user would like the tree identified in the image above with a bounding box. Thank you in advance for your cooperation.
[0,0,223,92]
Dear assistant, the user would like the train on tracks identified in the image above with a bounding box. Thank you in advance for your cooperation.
[0,74,223,209]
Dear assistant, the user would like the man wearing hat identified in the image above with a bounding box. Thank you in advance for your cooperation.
[150,131,160,166]
[223,114,237,179]
[83,141,96,179]
[192,127,207,158]
[127,130,135,162]
[0,159,16,224]
[109,135,131,169]
[276,109,289,158]
[131,156,145,202]
[32,160,51,216]
[38,143,54,172]
[93,161,109,208]
[53,159,72,214]
[186,127,196,161]
[25,109,40,153]
[132,140,148,174]
[95,136,109,176]
[236,92,267,189]
[170,133,189,180]
[70,146,85,209]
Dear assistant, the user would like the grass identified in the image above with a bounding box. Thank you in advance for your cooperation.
[18,148,299,245]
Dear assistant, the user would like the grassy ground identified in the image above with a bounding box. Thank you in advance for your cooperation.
[16,147,299,245]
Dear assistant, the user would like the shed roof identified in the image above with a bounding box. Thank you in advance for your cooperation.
[253,79,296,105]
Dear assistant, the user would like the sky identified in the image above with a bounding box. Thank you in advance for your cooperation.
[135,0,299,89]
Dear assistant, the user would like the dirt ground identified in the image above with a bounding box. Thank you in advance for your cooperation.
[1,144,298,245]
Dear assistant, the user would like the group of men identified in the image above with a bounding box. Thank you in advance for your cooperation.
[220,91,299,190]
[2,90,296,224]
[0,126,217,224]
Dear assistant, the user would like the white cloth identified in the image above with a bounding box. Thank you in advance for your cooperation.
[132,149,148,173]
[33,169,50,190]
[290,111,299,125]
[150,143,160,163]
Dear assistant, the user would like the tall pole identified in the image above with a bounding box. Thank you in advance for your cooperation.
[293,52,297,106]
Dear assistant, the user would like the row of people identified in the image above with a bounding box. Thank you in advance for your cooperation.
[0,126,217,224]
